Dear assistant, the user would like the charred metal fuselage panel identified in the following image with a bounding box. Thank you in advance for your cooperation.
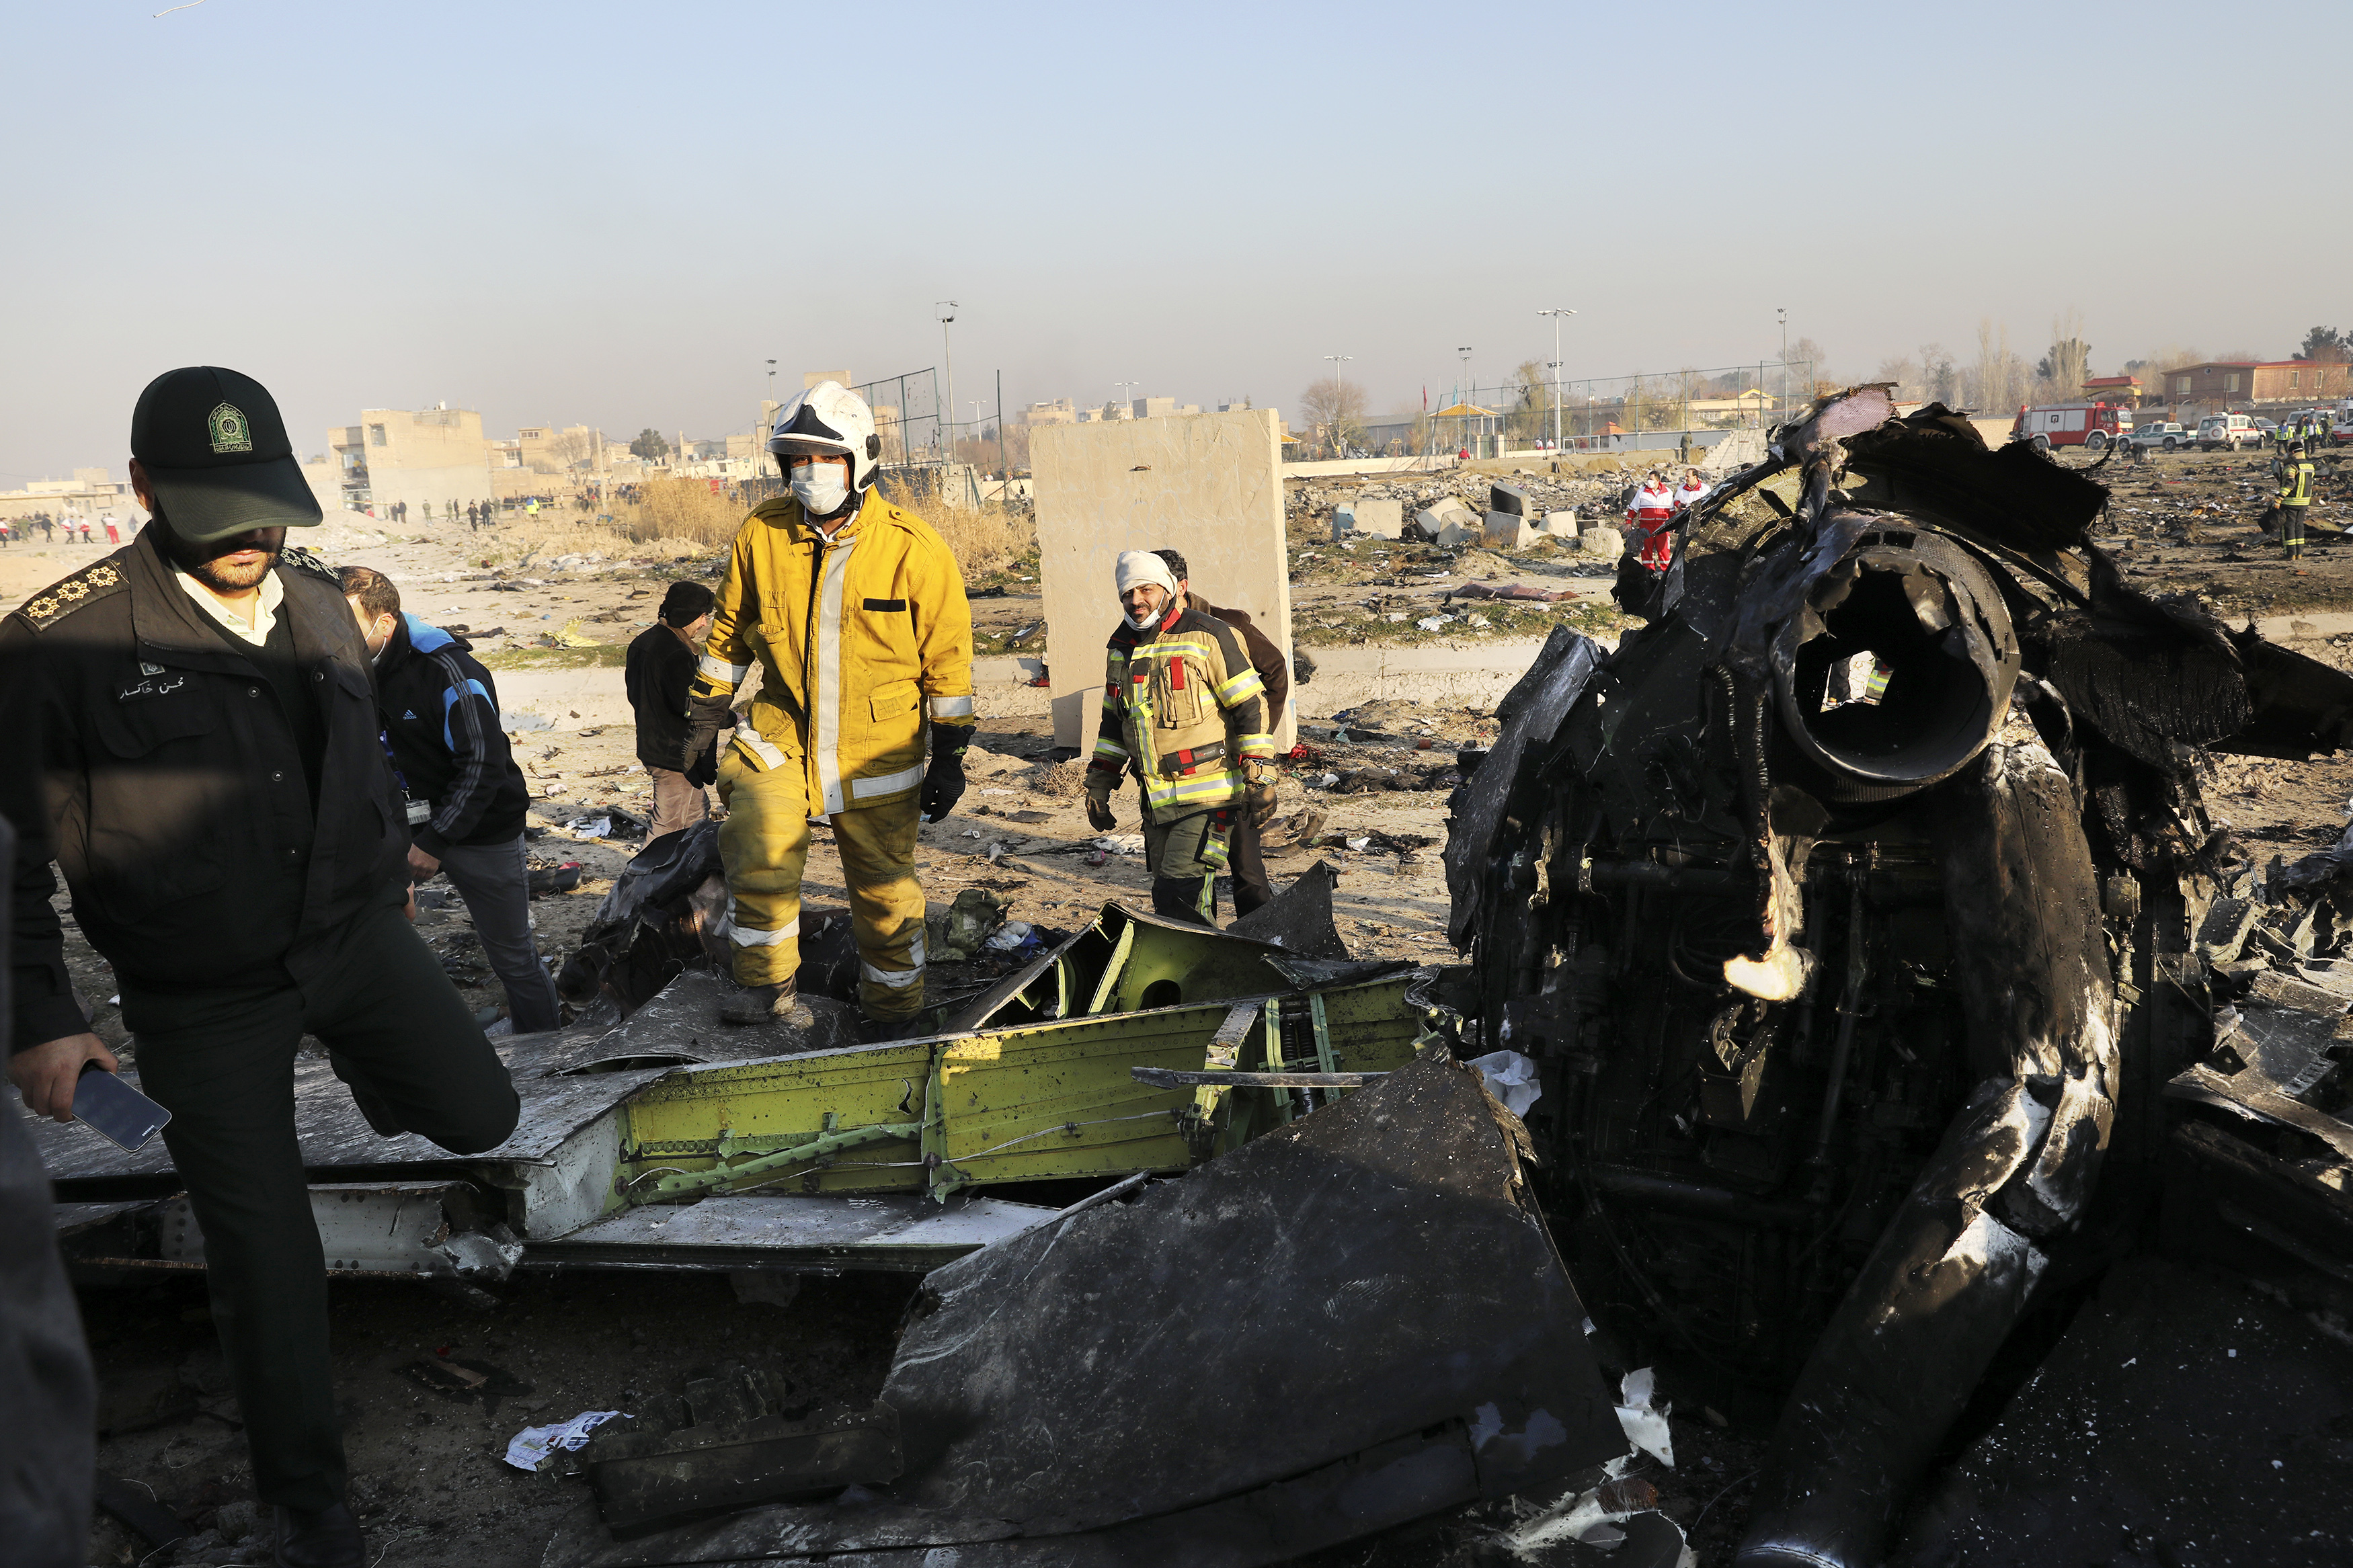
[1447,393,2353,1567]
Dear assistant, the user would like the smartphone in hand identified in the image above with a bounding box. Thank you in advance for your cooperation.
[71,1063,171,1153]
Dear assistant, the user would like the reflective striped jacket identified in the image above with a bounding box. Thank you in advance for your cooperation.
[690,488,973,815]
[1090,604,1274,821]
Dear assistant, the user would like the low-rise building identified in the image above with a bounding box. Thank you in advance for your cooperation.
[331,406,496,520]
[0,467,141,524]
[2156,360,2350,407]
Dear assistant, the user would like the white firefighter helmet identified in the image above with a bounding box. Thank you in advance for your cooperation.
[768,380,882,491]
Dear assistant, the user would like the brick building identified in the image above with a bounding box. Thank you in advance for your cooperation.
[2155,360,2350,407]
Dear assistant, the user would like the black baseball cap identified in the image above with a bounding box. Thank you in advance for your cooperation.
[130,366,323,544]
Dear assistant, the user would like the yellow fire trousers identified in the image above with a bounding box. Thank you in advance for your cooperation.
[716,745,927,1020]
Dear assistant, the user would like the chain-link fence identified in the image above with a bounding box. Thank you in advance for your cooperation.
[1347,360,1824,458]
[854,368,945,467]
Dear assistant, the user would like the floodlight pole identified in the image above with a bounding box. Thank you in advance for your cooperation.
[1322,354,1351,456]
[1778,308,1788,425]
[938,301,959,463]
[1537,308,1576,453]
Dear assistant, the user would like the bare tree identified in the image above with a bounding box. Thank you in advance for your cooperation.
[2039,310,2091,401]
[1874,355,1922,399]
[1786,337,1833,395]
[1972,319,2023,413]
[1300,376,1369,453]
[546,429,593,470]
[1917,343,1958,405]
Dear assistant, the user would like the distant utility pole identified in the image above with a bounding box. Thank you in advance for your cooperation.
[1778,308,1788,425]
[763,359,776,474]
[1536,308,1575,453]
[996,369,1008,485]
[1322,355,1351,456]
[937,301,958,464]
[1113,380,1139,418]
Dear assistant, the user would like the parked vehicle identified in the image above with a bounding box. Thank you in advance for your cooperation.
[2009,401,2133,451]
[2124,421,2192,452]
[2196,413,2258,451]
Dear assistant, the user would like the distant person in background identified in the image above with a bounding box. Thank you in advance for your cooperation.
[77,521,91,544]
[101,514,119,545]
[339,565,561,1035]
[465,501,479,530]
[1626,470,1677,571]
[627,581,718,839]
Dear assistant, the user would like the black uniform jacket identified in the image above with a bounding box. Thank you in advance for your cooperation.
[3,530,409,1051]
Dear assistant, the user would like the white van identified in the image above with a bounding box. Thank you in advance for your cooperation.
[2196,413,2256,452]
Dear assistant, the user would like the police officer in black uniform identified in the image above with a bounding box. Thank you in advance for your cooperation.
[2,367,520,1568]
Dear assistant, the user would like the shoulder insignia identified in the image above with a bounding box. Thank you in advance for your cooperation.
[12,560,129,631]
[278,544,341,583]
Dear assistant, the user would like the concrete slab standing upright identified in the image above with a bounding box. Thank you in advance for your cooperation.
[1033,409,1295,750]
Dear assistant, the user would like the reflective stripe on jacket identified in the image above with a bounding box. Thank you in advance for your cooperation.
[1090,605,1273,822]
[2281,459,2315,507]
[690,488,973,815]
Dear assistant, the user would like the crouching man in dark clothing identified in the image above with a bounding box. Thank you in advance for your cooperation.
[339,565,561,1034]
[2,368,519,1568]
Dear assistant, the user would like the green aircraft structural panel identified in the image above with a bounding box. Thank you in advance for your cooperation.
[611,977,1425,1207]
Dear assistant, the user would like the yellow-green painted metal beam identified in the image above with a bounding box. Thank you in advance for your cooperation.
[610,976,1423,1208]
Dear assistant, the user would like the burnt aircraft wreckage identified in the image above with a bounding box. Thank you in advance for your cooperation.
[1446,387,2353,1565]
[40,390,2353,1566]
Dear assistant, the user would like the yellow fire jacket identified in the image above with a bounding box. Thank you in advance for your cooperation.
[1089,604,1273,823]
[690,488,974,815]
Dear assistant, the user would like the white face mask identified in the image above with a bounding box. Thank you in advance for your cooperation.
[791,464,850,518]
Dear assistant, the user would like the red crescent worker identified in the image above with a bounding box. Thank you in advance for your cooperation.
[1626,470,1676,571]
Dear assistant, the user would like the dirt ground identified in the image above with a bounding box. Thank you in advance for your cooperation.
[24,446,2353,1567]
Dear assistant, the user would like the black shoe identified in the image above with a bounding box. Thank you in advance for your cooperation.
[719,982,815,1028]
[327,1051,406,1138]
[276,1502,364,1568]
[861,1014,928,1043]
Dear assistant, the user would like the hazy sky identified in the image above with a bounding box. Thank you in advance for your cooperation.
[6,1,2346,483]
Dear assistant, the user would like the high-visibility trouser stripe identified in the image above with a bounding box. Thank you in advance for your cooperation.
[926,693,974,720]
[815,540,855,815]
[1214,667,1266,706]
[848,761,923,801]
[1234,732,1275,760]
[700,654,751,684]
[1092,737,1129,760]
[729,905,800,947]
[861,934,926,988]
[731,722,789,771]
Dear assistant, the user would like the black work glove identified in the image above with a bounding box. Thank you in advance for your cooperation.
[684,737,719,788]
[682,693,733,778]
[920,725,973,822]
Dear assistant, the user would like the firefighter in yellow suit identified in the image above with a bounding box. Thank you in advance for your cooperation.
[684,381,974,1039]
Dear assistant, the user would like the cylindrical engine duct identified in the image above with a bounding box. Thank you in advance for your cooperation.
[1768,521,2021,798]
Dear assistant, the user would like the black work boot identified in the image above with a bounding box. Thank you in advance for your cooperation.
[861,1013,927,1043]
[720,982,815,1028]
[327,1051,405,1139]
[275,1501,364,1568]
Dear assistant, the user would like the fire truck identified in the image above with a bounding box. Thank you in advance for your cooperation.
[2009,401,2134,452]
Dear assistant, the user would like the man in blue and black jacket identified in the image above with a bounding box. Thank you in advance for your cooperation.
[337,566,559,1034]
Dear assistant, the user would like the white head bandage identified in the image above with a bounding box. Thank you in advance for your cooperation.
[1116,550,1179,598]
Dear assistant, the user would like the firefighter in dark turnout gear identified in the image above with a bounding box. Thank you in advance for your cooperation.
[2276,440,2315,560]
[1085,550,1277,925]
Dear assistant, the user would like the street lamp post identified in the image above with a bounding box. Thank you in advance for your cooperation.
[1457,347,1473,457]
[1113,381,1139,419]
[1536,308,1576,453]
[937,301,958,464]
[1778,308,1788,426]
[1322,354,1351,457]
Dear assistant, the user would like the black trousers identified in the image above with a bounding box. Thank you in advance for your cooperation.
[1227,815,1274,917]
[2283,503,2307,556]
[120,901,520,1511]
